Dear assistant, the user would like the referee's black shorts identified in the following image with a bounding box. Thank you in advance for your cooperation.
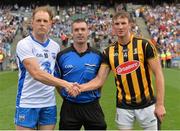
[59,99,107,130]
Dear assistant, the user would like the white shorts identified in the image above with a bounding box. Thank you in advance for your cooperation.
[115,104,158,130]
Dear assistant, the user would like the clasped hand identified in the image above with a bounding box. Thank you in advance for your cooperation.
[66,82,82,97]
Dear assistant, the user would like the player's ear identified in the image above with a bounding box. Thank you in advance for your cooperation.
[49,20,53,27]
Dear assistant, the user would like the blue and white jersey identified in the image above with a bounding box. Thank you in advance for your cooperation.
[55,44,102,103]
[16,34,60,108]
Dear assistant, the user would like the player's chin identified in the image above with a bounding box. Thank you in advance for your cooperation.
[117,33,125,37]
[38,31,48,35]
[77,41,86,44]
[77,39,86,43]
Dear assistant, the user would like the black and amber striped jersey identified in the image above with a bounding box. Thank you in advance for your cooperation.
[102,34,158,109]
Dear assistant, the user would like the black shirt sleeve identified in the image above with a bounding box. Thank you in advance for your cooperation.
[145,41,158,60]
[102,48,110,66]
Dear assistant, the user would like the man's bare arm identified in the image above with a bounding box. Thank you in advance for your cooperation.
[79,64,110,92]
[148,57,166,122]
[23,57,73,89]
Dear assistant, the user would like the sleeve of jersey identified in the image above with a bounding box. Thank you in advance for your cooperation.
[145,41,158,60]
[101,49,110,67]
[54,62,61,78]
[16,40,35,62]
[54,54,62,78]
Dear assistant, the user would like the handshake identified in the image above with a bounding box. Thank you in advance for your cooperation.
[65,82,83,97]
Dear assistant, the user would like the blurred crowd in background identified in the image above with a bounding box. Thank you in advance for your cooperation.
[0,1,179,71]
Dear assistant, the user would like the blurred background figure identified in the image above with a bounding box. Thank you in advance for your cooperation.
[0,49,5,71]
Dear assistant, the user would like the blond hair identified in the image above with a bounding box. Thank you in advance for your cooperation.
[32,6,54,20]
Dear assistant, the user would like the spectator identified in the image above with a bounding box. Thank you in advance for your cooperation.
[0,49,5,71]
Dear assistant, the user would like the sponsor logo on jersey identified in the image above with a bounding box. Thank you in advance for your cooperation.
[43,49,49,52]
[114,52,118,56]
[36,53,43,57]
[133,48,137,54]
[84,63,97,67]
[116,60,140,75]
[65,64,73,69]
[85,63,97,73]
[64,65,74,76]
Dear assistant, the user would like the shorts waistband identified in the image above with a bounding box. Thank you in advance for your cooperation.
[63,98,99,105]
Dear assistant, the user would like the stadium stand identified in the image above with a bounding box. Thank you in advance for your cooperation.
[0,0,179,71]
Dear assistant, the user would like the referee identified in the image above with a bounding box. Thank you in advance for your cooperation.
[55,19,107,130]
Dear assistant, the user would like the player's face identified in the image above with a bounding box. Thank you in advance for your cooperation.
[32,11,52,36]
[72,22,89,45]
[112,17,131,38]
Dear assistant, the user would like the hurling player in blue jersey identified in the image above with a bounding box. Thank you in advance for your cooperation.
[55,19,107,130]
[15,6,74,130]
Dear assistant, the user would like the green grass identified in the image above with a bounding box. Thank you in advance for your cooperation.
[0,68,180,129]
[0,71,18,129]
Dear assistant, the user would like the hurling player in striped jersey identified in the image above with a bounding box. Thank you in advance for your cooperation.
[77,10,166,130]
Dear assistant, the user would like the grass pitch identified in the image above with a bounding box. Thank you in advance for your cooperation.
[0,68,180,129]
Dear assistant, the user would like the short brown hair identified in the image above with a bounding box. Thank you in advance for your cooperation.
[71,19,88,32]
[32,6,54,20]
[72,19,88,27]
[112,10,133,23]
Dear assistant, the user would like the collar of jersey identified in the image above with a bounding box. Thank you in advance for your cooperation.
[71,43,90,57]
[30,33,50,47]
[118,33,134,46]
